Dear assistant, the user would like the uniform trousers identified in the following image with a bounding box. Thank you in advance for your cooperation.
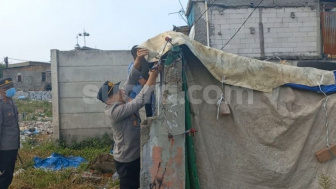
[0,149,18,189]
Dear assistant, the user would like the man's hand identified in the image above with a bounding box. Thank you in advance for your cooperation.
[138,78,147,86]
[146,70,159,86]
[146,64,162,86]
[134,48,149,71]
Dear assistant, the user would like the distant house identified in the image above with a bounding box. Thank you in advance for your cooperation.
[2,61,51,91]
[185,0,336,60]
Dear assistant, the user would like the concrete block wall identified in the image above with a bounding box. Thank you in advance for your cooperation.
[14,91,52,101]
[211,8,260,56]
[210,7,320,58]
[3,64,51,91]
[141,59,185,188]
[184,1,321,59]
[51,49,133,143]
[205,0,316,7]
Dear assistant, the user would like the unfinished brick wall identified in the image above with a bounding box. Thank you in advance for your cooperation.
[200,6,320,58]
[210,7,319,58]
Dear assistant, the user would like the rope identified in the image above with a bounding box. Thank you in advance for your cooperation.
[217,93,224,120]
[304,68,330,147]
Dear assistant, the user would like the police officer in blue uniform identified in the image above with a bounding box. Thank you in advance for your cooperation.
[0,78,19,189]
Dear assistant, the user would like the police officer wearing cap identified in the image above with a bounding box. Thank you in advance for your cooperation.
[0,78,19,189]
[97,49,159,189]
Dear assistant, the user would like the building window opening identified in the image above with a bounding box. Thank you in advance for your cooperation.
[45,84,52,91]
[18,75,22,82]
[42,72,46,82]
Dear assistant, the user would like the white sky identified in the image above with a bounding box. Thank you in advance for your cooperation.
[0,0,189,63]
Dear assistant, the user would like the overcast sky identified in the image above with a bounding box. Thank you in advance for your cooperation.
[0,0,189,64]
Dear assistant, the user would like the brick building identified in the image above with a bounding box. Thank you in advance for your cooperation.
[3,61,51,91]
[186,0,336,60]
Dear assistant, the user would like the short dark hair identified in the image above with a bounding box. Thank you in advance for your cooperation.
[131,45,138,59]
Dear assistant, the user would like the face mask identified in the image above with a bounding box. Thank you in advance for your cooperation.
[5,88,16,98]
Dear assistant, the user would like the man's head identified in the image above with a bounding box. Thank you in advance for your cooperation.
[97,81,121,104]
[131,45,138,60]
[0,78,15,98]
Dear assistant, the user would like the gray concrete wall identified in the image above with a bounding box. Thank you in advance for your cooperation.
[141,58,185,188]
[3,64,51,91]
[190,1,321,59]
[194,2,209,46]
[208,0,316,7]
[14,91,52,101]
[211,7,320,58]
[51,49,133,143]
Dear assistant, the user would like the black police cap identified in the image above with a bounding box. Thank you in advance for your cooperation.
[97,81,120,103]
[0,78,14,89]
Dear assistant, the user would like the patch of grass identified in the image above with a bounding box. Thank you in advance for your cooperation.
[12,134,116,189]
[14,99,52,121]
[13,168,73,188]
[15,100,52,114]
[69,133,113,150]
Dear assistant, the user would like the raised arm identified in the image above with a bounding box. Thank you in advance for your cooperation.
[111,67,159,121]
[123,49,149,96]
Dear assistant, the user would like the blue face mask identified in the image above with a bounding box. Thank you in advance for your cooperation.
[5,88,16,98]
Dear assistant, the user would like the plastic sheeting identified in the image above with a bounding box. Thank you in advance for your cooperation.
[285,71,336,94]
[285,83,336,95]
[34,153,86,170]
[21,128,40,135]
[184,53,336,189]
[183,63,200,189]
[139,31,335,92]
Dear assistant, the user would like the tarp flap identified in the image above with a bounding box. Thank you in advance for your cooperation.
[34,153,86,170]
[285,71,336,94]
[184,55,336,189]
[139,31,335,92]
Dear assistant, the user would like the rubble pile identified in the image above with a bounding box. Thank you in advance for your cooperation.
[19,120,53,142]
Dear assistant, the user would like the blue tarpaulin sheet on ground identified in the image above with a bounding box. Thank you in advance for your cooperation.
[21,128,40,135]
[284,71,336,95]
[18,96,27,100]
[34,153,86,170]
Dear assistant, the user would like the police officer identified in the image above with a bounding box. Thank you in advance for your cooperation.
[0,78,19,189]
[97,49,160,189]
[128,45,155,117]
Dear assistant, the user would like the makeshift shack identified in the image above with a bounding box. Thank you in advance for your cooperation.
[139,31,336,189]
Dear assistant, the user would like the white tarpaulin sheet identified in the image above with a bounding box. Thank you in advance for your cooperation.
[139,31,335,92]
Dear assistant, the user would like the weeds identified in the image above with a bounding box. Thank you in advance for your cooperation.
[319,172,336,189]
[68,133,113,150]
[11,100,118,188]
[14,99,52,121]
[12,134,115,189]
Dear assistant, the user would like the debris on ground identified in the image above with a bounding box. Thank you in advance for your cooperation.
[88,153,116,173]
[20,121,53,136]
[13,169,24,176]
